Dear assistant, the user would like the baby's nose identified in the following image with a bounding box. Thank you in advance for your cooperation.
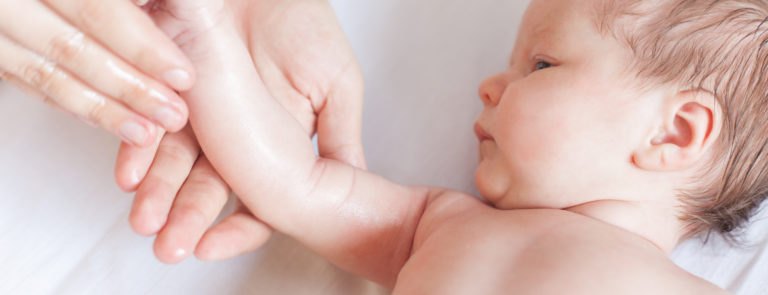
[478,73,506,106]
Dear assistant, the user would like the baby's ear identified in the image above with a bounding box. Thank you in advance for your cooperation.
[632,90,722,171]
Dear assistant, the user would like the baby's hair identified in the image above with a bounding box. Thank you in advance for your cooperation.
[594,0,768,240]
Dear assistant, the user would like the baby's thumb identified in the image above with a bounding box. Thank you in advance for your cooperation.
[319,137,367,170]
[317,77,367,170]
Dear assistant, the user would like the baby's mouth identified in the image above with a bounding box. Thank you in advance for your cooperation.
[474,122,494,142]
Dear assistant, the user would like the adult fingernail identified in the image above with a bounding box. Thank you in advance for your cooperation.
[163,69,193,91]
[120,120,150,145]
[154,106,183,130]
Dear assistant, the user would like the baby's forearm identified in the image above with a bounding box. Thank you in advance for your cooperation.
[288,160,430,286]
[180,21,427,287]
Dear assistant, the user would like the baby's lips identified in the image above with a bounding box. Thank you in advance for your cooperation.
[474,122,494,142]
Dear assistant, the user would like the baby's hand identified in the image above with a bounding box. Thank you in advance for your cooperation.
[115,0,366,264]
[115,127,273,264]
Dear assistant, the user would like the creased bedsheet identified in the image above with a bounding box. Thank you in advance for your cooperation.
[1,0,766,294]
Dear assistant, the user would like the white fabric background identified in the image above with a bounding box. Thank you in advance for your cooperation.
[0,0,766,294]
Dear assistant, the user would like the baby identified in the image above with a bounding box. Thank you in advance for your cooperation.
[129,0,768,293]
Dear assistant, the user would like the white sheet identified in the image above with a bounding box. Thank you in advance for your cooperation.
[671,202,768,294]
[1,0,766,294]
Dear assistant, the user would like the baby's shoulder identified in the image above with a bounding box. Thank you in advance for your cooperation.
[413,190,575,244]
[404,191,726,294]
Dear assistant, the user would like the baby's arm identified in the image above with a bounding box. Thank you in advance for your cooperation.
[181,20,432,287]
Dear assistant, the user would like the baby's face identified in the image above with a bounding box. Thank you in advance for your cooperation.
[474,0,666,209]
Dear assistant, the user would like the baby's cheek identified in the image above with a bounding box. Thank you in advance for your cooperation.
[496,133,553,177]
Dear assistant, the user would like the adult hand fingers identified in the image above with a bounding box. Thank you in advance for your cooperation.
[130,127,200,236]
[0,70,54,105]
[195,201,274,261]
[317,64,367,169]
[153,155,231,264]
[0,71,89,120]
[0,0,189,133]
[0,37,158,146]
[43,0,195,91]
[114,129,166,192]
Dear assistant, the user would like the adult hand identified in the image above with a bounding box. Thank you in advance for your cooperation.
[0,0,194,146]
[114,0,366,263]
[120,126,274,263]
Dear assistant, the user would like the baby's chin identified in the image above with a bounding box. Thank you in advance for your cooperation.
[474,168,508,207]
[474,172,555,210]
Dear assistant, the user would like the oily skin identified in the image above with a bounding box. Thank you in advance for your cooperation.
[115,0,367,263]
[135,0,727,293]
[0,0,195,146]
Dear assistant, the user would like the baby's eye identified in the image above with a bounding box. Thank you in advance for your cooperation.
[534,61,553,71]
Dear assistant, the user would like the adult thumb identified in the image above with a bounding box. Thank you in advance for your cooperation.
[115,129,165,192]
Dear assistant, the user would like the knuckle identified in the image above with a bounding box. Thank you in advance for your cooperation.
[46,32,86,65]
[157,141,198,166]
[76,1,108,32]
[19,59,58,92]
[80,90,108,126]
[120,80,151,103]
[174,203,209,227]
[137,177,176,202]
[84,94,108,126]
[64,90,108,127]
[186,172,227,195]
[130,46,158,69]
[0,72,52,103]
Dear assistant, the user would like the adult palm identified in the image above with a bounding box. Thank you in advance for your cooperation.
[115,0,366,263]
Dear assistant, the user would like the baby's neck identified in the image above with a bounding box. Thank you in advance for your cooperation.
[565,199,685,254]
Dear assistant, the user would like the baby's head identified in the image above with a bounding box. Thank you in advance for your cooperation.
[474,0,768,240]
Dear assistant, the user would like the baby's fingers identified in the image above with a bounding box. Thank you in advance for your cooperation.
[195,201,274,261]
[153,155,230,264]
